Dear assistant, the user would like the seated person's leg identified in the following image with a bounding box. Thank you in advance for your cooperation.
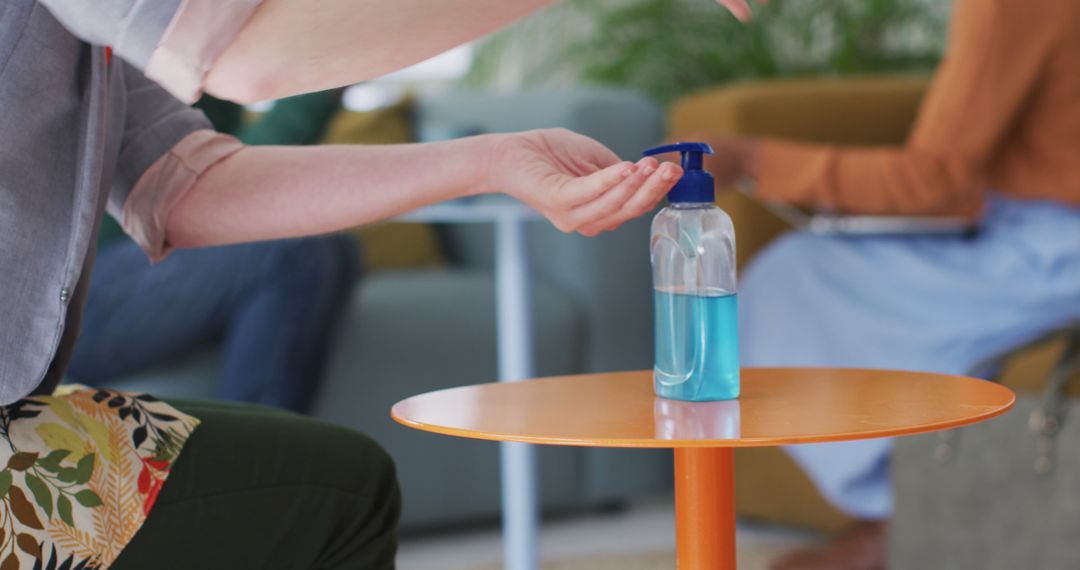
[740,231,904,520]
[218,234,360,412]
[741,196,1080,567]
[69,235,360,413]
[112,399,399,569]
[69,239,231,381]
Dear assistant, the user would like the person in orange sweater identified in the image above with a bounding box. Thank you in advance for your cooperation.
[694,0,1080,568]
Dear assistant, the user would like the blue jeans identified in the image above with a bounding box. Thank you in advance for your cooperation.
[68,235,361,413]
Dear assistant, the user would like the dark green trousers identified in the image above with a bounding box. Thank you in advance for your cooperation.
[112,400,400,569]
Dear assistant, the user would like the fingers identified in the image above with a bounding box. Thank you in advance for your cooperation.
[576,135,624,171]
[559,160,638,209]
[601,178,671,233]
[573,158,681,237]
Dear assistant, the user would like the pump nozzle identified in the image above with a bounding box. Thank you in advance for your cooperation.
[642,142,716,204]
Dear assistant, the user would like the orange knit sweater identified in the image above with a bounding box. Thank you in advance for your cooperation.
[756,0,1080,220]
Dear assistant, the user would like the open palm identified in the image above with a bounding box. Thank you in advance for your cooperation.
[488,129,681,236]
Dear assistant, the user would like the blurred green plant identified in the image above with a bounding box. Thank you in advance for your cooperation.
[464,0,950,103]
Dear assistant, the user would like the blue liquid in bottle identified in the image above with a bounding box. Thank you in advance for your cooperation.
[654,290,740,401]
[644,142,738,401]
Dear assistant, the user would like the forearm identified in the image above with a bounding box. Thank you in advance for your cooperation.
[43,0,749,104]
[41,0,550,103]
[165,136,495,248]
[153,127,677,255]
[754,140,984,219]
[205,0,553,102]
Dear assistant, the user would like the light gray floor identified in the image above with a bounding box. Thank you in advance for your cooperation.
[397,499,821,570]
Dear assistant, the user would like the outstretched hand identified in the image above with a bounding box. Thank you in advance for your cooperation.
[487,129,682,237]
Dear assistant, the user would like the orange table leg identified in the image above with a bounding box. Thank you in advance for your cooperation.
[674,447,736,570]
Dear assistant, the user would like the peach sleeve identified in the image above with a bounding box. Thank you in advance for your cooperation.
[122,130,245,261]
[144,0,264,104]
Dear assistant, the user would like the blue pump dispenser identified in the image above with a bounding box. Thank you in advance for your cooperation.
[644,142,739,401]
[642,142,716,204]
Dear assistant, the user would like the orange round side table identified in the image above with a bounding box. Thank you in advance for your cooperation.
[391,368,1014,569]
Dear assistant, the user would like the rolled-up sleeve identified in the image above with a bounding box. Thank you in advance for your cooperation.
[110,64,243,261]
[39,0,263,102]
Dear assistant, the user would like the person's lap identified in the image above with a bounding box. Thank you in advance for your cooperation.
[112,399,400,569]
[740,194,1080,518]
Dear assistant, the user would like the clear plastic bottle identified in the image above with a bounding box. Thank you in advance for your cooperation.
[643,143,739,401]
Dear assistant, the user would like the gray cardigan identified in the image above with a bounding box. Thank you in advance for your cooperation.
[0,0,209,403]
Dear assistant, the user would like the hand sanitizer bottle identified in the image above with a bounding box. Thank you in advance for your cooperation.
[642,142,738,401]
